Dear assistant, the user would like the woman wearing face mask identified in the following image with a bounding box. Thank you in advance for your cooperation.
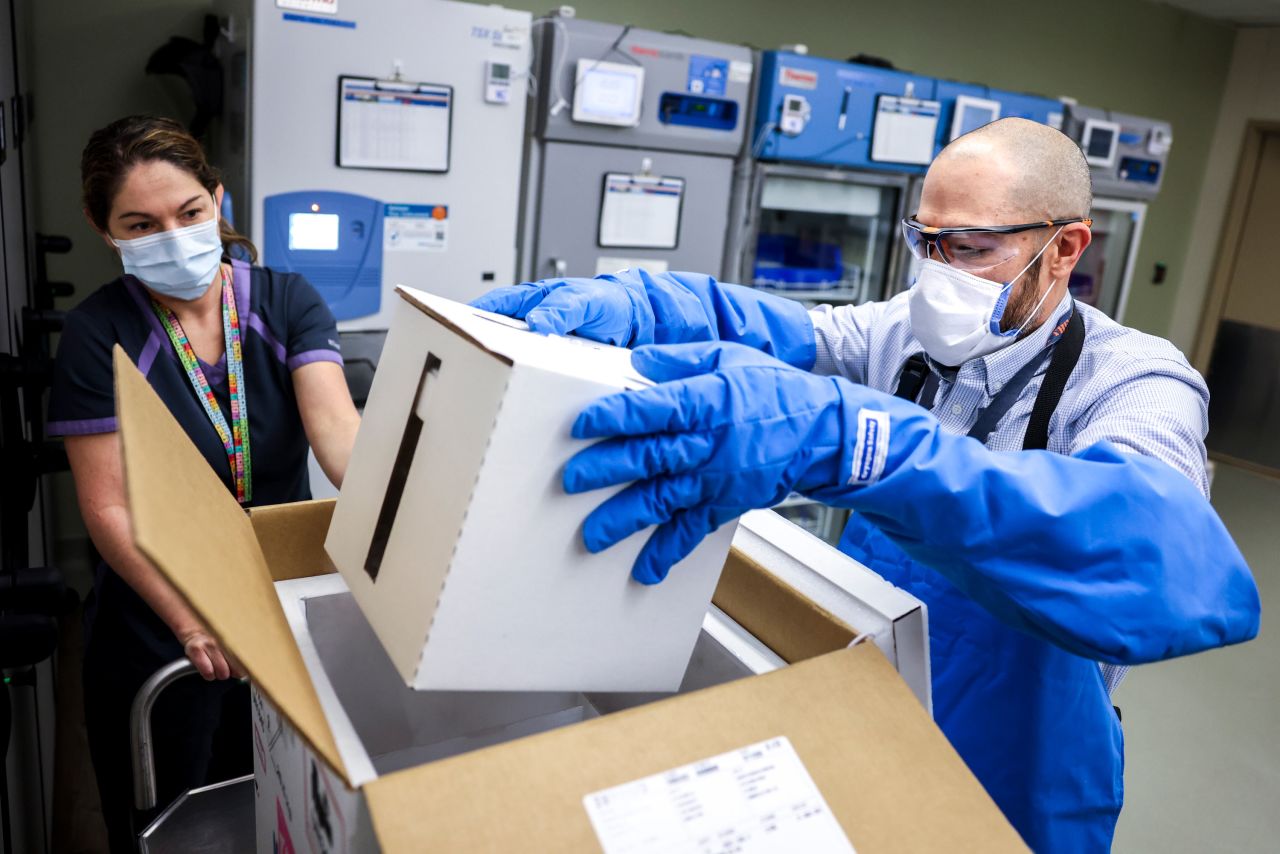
[48,115,360,852]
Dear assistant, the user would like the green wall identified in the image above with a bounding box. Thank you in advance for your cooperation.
[504,0,1235,338]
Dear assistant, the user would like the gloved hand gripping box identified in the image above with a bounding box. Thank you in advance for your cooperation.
[324,286,739,692]
[112,345,1025,852]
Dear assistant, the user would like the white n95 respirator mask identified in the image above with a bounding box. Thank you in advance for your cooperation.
[113,212,224,301]
[908,227,1062,366]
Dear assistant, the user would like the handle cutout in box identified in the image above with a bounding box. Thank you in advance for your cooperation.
[364,353,441,581]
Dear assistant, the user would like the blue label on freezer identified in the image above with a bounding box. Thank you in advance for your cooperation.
[688,55,729,97]
[384,203,447,219]
[281,12,356,29]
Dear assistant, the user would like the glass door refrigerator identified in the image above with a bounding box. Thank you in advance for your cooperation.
[746,165,911,307]
[721,52,941,543]
[729,164,913,543]
[1062,105,1171,323]
[1067,197,1146,321]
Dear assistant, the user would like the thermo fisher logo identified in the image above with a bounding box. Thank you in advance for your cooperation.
[778,66,819,90]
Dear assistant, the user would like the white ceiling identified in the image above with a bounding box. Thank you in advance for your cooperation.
[1158,0,1280,25]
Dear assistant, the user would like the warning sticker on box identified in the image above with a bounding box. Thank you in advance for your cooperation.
[384,203,447,252]
[583,736,855,854]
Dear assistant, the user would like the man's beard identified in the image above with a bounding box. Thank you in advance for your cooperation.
[998,256,1046,336]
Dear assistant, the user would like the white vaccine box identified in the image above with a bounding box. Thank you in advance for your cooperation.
[324,287,739,692]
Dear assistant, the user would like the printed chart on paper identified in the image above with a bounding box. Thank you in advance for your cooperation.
[583,736,856,853]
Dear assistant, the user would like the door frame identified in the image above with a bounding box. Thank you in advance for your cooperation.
[1191,120,1280,373]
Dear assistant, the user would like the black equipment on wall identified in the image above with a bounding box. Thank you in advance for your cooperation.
[1,232,77,854]
[145,14,225,138]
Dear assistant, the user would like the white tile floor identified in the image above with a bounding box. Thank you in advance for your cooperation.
[1113,463,1280,852]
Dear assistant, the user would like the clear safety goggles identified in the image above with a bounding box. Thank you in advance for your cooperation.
[901,215,1091,272]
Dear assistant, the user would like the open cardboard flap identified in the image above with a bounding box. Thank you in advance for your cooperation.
[112,346,346,779]
[360,643,1024,852]
[714,546,856,663]
[249,499,338,582]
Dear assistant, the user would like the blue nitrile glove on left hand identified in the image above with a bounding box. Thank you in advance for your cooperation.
[471,273,653,348]
[563,340,880,584]
[569,344,1259,667]
[471,268,817,369]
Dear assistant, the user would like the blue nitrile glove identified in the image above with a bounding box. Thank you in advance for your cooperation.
[564,341,1259,667]
[470,273,650,347]
[563,340,861,584]
[837,410,1262,665]
[470,268,816,369]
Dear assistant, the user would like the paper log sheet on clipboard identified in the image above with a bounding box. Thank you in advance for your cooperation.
[870,95,939,167]
[338,76,452,172]
[598,174,685,250]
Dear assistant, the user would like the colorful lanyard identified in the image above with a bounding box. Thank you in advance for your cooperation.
[151,266,253,503]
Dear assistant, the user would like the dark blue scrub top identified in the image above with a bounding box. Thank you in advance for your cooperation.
[48,260,342,657]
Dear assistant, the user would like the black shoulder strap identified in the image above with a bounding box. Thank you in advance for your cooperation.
[1022,305,1086,451]
[892,355,943,411]
[966,348,1051,445]
[894,353,931,403]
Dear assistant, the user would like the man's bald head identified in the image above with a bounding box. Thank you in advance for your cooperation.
[917,117,1096,339]
[931,117,1092,221]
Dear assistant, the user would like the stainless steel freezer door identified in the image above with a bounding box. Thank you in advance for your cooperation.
[529,142,735,281]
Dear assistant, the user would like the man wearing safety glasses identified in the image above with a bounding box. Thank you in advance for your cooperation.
[473,117,1259,852]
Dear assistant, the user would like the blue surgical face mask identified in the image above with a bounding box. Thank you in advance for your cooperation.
[908,226,1063,366]
[113,209,224,300]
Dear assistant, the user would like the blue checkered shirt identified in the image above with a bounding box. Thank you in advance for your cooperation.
[808,290,1212,693]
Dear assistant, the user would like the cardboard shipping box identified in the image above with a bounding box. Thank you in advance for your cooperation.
[255,572,791,852]
[114,347,1026,852]
[326,287,738,692]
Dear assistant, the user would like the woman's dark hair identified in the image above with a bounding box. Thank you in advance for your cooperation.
[80,115,257,262]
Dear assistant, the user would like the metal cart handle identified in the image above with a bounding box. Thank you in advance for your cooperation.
[129,658,198,811]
